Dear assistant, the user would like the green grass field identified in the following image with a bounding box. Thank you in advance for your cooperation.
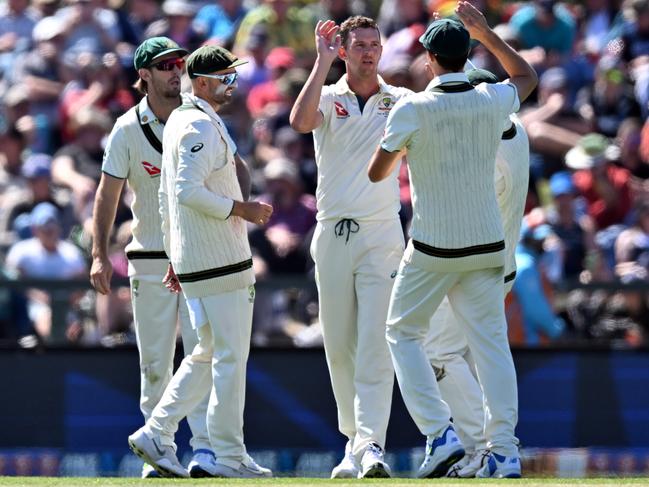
[1,478,648,487]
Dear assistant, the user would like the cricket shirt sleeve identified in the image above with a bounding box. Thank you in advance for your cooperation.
[101,122,129,179]
[380,97,419,153]
[174,118,234,220]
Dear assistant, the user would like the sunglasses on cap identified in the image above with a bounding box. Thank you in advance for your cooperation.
[151,57,186,71]
[193,72,239,85]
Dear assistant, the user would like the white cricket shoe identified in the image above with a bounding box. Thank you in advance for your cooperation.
[476,451,521,478]
[330,440,359,479]
[141,463,160,478]
[416,425,465,478]
[358,442,391,478]
[188,449,218,478]
[447,448,490,478]
[128,427,189,478]
[210,455,273,478]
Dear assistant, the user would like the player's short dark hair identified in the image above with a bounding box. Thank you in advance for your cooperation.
[340,16,380,48]
[433,53,468,72]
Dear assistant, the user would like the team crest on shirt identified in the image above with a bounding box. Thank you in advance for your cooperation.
[334,101,350,118]
[141,161,161,177]
[377,96,394,117]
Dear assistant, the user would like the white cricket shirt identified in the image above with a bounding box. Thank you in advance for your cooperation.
[495,113,530,286]
[102,97,169,276]
[381,72,519,272]
[313,75,412,221]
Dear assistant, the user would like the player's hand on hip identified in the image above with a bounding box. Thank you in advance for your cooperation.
[315,20,341,64]
[90,256,112,295]
[455,1,490,41]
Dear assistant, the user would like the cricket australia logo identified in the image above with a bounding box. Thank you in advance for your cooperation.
[334,101,350,118]
[141,161,161,177]
[378,96,394,116]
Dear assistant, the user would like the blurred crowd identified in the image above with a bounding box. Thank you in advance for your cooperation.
[0,0,648,348]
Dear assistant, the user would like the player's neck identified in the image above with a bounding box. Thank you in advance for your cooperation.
[147,94,182,123]
[347,74,380,100]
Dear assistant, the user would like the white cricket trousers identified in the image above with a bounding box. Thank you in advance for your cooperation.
[424,281,516,453]
[424,298,485,452]
[144,286,254,465]
[386,262,519,457]
[130,274,210,451]
[311,218,404,457]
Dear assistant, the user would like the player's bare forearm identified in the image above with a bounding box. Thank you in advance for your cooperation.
[290,60,329,133]
[368,147,403,182]
[90,174,124,295]
[91,173,124,259]
[235,153,252,201]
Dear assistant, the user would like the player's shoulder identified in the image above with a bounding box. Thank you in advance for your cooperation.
[383,83,414,100]
[111,104,139,131]
[475,81,516,96]
[392,89,428,110]
[321,83,338,98]
[169,103,211,130]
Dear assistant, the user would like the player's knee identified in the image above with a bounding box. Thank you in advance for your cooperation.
[142,361,169,384]
[190,347,213,363]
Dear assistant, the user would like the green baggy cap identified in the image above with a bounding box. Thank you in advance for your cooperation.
[186,45,248,78]
[134,37,189,70]
[420,18,471,59]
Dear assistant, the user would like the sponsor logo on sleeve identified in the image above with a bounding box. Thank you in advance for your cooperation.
[191,142,204,153]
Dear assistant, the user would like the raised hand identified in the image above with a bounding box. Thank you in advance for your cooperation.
[455,1,490,42]
[315,20,342,64]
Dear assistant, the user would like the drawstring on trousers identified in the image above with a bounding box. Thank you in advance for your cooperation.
[334,218,360,243]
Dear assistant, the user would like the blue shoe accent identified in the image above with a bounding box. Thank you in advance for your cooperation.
[188,449,218,478]
[477,451,521,478]
[485,454,498,476]
[417,425,465,478]
[193,449,214,456]
[427,425,461,455]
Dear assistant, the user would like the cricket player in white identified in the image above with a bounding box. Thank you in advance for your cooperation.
[368,2,537,479]
[424,68,530,478]
[290,16,412,478]
[128,45,273,479]
[89,37,213,478]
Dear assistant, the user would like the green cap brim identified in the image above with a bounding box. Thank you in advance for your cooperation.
[150,47,190,64]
